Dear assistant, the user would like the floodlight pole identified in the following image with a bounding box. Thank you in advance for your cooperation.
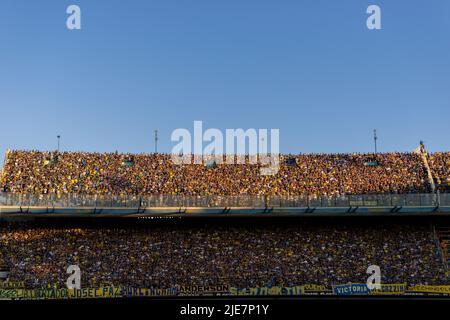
[57,135,61,152]
[373,129,377,154]
[154,130,158,153]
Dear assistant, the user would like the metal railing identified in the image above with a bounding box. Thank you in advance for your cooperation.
[0,192,448,208]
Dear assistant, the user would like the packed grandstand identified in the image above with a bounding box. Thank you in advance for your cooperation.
[0,149,449,299]
[1,150,449,196]
[0,220,449,294]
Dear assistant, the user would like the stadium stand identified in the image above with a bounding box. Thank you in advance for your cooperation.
[0,250,8,281]
[437,226,450,267]
[429,152,450,192]
[0,220,448,289]
[0,149,449,295]
[0,150,434,197]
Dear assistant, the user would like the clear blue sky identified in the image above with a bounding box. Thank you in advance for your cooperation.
[1,0,449,166]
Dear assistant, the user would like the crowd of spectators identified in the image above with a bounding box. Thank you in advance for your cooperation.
[429,152,450,192]
[0,221,447,289]
[0,150,433,197]
[0,250,5,271]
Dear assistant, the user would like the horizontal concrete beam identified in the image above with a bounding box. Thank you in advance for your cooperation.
[0,205,450,218]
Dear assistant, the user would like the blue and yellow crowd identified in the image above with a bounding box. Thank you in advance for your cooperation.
[0,222,448,289]
[0,150,449,291]
[2,150,446,197]
[429,152,450,192]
